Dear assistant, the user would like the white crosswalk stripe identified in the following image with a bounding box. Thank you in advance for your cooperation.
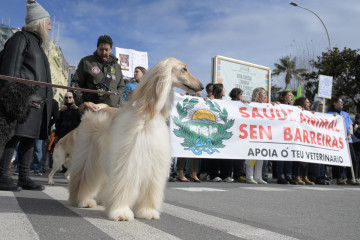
[43,186,298,240]
[233,186,360,192]
[294,186,341,191]
[162,203,298,240]
[0,191,39,240]
[6,184,358,239]
[43,187,181,240]
[239,187,291,191]
[344,188,360,191]
[172,187,227,192]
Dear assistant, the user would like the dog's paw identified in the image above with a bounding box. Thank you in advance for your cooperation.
[107,207,134,221]
[96,197,104,206]
[64,172,70,181]
[48,179,54,185]
[78,199,97,208]
[135,208,160,220]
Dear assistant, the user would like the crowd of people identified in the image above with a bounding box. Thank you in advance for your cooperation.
[1,1,359,193]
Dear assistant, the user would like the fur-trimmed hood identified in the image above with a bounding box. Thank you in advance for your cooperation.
[60,103,78,111]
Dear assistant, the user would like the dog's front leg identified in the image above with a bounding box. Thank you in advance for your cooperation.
[104,183,139,221]
[134,174,168,220]
[106,206,134,221]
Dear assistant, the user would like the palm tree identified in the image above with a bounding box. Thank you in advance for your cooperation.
[272,56,306,90]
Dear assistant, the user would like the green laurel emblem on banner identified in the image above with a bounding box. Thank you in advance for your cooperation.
[172,97,234,155]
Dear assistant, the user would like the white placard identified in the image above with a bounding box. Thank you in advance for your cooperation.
[318,74,333,99]
[115,47,148,78]
[170,94,351,167]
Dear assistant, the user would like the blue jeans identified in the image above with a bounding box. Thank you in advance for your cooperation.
[170,158,177,174]
[33,140,43,173]
[262,160,268,178]
[277,161,292,180]
[12,142,20,166]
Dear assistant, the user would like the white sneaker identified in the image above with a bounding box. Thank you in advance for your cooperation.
[247,178,258,184]
[199,173,208,181]
[255,178,267,184]
[223,177,234,183]
[212,177,222,182]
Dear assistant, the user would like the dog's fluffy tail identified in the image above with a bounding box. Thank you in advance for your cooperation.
[68,111,111,207]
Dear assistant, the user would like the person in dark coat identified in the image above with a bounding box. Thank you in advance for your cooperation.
[0,0,52,191]
[53,92,81,173]
[49,96,60,134]
[55,92,81,140]
[43,94,60,170]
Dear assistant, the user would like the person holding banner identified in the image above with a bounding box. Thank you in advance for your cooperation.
[245,87,267,184]
[352,114,360,184]
[205,83,214,100]
[198,83,214,181]
[309,100,331,185]
[311,100,324,113]
[328,97,358,185]
[308,100,333,185]
[207,84,233,182]
[229,88,246,182]
[292,97,314,185]
[276,91,297,184]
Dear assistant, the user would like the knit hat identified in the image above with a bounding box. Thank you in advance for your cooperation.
[25,0,50,24]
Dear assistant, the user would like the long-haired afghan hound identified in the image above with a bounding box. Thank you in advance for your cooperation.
[68,58,203,221]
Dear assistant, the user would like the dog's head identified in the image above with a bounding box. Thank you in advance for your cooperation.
[129,58,203,120]
[169,59,204,94]
[169,58,204,94]
[0,82,43,123]
[28,92,44,109]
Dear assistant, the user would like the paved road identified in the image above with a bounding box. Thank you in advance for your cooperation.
[1,173,360,240]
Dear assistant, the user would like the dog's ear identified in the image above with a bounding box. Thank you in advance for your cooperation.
[28,84,40,94]
[130,60,174,120]
[156,74,174,119]
[132,74,172,120]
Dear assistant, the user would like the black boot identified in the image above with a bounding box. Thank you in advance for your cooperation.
[0,177,22,191]
[0,137,22,191]
[17,138,45,191]
[17,177,45,190]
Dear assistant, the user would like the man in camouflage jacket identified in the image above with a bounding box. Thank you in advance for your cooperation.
[71,35,125,111]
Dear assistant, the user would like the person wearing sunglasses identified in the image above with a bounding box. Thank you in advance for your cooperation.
[55,92,81,142]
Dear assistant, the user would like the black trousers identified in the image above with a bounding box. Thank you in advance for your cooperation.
[0,136,35,179]
[346,143,359,179]
[332,143,358,179]
[208,159,233,179]
[233,160,245,179]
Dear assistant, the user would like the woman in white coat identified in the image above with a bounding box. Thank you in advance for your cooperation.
[245,87,268,184]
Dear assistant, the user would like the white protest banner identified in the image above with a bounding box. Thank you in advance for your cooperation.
[115,47,148,78]
[318,74,333,99]
[170,94,351,167]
